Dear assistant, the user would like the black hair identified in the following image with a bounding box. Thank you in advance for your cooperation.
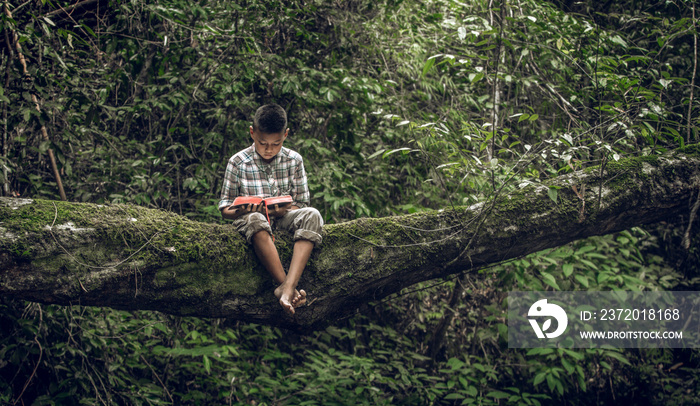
[252,104,287,134]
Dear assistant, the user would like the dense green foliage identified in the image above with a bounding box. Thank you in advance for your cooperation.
[1,0,699,404]
[2,229,698,405]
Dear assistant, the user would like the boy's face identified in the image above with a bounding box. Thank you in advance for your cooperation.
[250,126,288,163]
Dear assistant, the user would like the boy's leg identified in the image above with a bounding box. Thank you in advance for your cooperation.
[274,239,313,313]
[275,207,323,314]
[251,230,286,285]
[234,213,304,312]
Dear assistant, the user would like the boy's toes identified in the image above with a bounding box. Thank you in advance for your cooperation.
[279,296,295,315]
[292,289,307,308]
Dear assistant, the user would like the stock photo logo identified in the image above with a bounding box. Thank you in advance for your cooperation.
[528,299,569,339]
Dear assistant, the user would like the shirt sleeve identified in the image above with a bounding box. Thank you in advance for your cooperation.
[291,158,310,208]
[218,158,240,210]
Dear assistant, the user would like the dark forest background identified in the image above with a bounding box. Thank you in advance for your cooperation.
[1,0,699,404]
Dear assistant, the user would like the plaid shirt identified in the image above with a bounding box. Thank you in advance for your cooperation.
[218,144,310,210]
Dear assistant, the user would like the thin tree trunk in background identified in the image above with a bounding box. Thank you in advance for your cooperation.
[428,273,469,361]
[2,2,12,196]
[3,2,67,201]
[2,40,9,197]
[488,0,507,194]
[688,1,698,144]
[487,0,501,164]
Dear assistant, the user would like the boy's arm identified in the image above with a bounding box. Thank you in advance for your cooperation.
[290,158,311,208]
[219,158,256,220]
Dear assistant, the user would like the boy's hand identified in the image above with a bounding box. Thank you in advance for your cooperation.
[268,203,291,218]
[240,203,263,214]
[222,203,262,220]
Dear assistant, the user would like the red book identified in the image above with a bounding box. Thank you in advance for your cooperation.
[228,196,293,242]
[229,195,293,208]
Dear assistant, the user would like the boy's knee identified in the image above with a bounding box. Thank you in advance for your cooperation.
[242,212,272,243]
[295,207,323,227]
[293,207,323,245]
[247,212,267,223]
[304,207,323,222]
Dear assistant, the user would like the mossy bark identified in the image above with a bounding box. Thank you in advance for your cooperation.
[1,147,699,329]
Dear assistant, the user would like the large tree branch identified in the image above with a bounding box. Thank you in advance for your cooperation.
[1,146,699,329]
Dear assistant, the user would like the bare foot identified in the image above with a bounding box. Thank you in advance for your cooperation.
[293,289,307,307]
[274,285,307,315]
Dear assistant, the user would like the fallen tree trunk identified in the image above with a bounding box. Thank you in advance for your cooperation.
[1,146,699,329]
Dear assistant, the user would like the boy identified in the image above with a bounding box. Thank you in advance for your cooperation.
[219,104,323,315]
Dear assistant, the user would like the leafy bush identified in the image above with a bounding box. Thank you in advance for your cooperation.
[1,0,699,404]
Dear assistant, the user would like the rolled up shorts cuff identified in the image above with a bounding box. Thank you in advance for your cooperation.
[243,217,273,243]
[294,229,323,245]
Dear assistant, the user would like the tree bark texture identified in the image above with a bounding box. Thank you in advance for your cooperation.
[1,146,699,329]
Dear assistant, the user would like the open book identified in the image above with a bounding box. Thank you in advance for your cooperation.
[228,195,293,242]
[229,195,293,209]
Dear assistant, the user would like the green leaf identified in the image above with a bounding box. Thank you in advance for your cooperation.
[574,274,589,288]
[533,372,546,386]
[604,351,630,365]
[422,57,437,78]
[541,272,560,290]
[610,35,628,48]
[487,391,510,399]
[202,354,211,374]
[446,357,465,369]
[561,358,574,374]
[527,348,554,356]
[468,72,484,83]
[458,27,467,41]
[564,349,585,360]
[580,259,599,270]
[546,375,556,391]
[575,245,596,255]
[80,23,96,38]
[367,149,386,160]
[383,148,413,158]
[547,187,558,203]
[562,263,574,277]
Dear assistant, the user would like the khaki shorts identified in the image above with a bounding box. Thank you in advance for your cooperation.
[231,207,323,245]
